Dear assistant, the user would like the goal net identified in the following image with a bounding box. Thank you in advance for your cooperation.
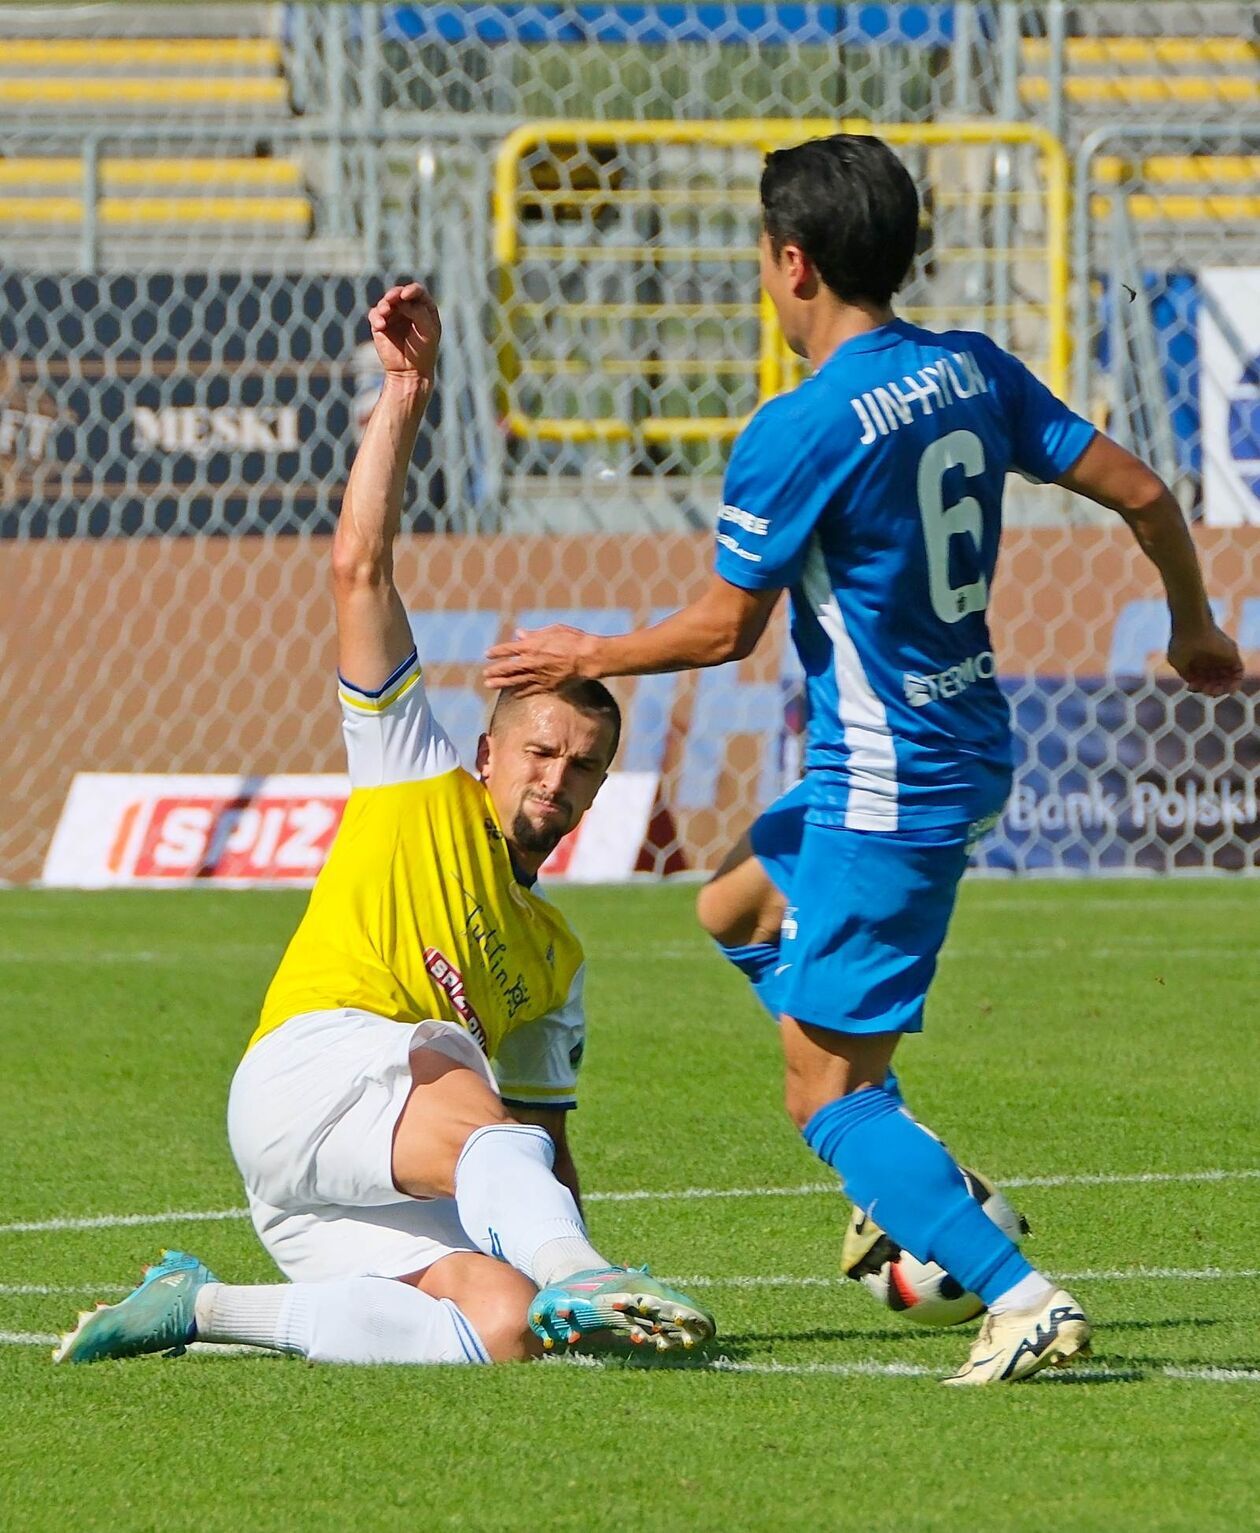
[4,1,1258,885]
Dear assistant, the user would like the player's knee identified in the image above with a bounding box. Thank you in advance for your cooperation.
[697,875,786,949]
[695,880,730,942]
[456,1268,540,1363]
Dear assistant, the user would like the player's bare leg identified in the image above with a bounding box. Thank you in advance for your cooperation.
[782,1017,1089,1384]
[695,831,793,1032]
[53,1248,524,1367]
[696,832,787,949]
[779,1016,899,1128]
[410,1252,543,1361]
[395,1054,715,1355]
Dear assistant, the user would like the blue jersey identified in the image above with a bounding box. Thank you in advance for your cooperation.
[714,319,1096,831]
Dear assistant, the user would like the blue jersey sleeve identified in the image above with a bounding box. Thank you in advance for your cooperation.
[714,397,829,591]
[985,341,1096,483]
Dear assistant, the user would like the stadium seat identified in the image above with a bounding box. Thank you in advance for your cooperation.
[1020,33,1259,111]
[0,158,304,191]
[1089,155,1260,225]
[1094,155,1260,187]
[0,35,289,113]
[0,196,310,231]
[0,158,310,233]
[0,38,282,68]
[1023,37,1256,68]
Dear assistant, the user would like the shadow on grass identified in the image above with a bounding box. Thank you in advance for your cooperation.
[718,1325,956,1349]
[1096,1315,1227,1335]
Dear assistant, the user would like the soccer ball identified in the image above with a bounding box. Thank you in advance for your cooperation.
[840,1167,1029,1327]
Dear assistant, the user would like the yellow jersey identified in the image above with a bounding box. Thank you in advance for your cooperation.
[250,651,587,1109]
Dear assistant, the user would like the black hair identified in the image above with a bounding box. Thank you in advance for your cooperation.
[760,134,919,306]
[489,679,622,762]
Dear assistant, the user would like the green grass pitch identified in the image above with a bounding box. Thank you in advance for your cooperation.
[1,882,1257,1532]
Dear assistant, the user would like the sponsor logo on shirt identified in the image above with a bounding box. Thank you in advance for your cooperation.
[453,872,534,1021]
[717,504,770,537]
[715,504,769,563]
[423,947,489,1052]
[903,649,997,707]
[716,531,762,563]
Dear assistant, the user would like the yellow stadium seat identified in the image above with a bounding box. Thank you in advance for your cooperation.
[0,196,311,229]
[0,78,288,107]
[1022,76,1259,106]
[1090,193,1260,223]
[1093,156,1260,187]
[1022,37,1257,68]
[0,158,304,190]
[0,39,282,69]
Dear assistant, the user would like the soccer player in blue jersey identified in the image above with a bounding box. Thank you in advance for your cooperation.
[486,135,1244,1384]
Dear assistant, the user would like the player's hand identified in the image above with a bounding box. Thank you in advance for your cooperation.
[1167,621,1244,697]
[368,282,441,387]
[484,625,600,694]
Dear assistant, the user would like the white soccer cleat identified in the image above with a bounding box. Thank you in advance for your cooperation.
[941,1287,1091,1386]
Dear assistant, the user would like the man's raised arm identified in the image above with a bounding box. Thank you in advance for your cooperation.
[332,282,441,692]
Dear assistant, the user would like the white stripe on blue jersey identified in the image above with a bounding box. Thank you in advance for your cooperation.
[801,536,898,830]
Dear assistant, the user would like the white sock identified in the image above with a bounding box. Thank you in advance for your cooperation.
[193,1278,491,1365]
[987,1271,1056,1316]
[195,1282,295,1350]
[454,1123,608,1287]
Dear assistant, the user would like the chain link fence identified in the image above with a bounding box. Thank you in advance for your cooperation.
[2,1,1258,882]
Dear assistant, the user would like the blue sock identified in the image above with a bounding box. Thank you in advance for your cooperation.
[717,940,784,1021]
[803,1087,1032,1304]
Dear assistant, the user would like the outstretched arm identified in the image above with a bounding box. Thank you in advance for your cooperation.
[483,573,780,692]
[332,282,441,692]
[1057,435,1243,696]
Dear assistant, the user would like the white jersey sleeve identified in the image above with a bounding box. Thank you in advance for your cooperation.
[492,963,587,1111]
[338,650,462,788]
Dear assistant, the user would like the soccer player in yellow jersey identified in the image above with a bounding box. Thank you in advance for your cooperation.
[55,283,714,1369]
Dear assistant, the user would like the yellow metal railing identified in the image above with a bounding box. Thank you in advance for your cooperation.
[493,118,1070,444]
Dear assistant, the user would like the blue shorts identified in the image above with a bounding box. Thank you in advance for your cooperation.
[751,781,971,1036]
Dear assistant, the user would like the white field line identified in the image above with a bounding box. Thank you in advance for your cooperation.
[704,1360,1260,1384]
[2,1167,1258,1236]
[3,1330,1258,1383]
[1000,1169,1260,1190]
[0,1331,261,1356]
[0,1207,251,1235]
[0,1284,131,1296]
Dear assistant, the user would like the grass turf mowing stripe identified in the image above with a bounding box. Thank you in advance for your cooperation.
[2,1166,1257,1235]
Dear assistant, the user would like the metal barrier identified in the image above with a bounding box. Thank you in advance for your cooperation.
[492,118,1070,444]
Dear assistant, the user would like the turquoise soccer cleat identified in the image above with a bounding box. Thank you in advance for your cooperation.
[52,1250,219,1365]
[529,1267,716,1355]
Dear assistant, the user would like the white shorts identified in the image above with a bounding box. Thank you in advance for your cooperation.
[227,1008,497,1282]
